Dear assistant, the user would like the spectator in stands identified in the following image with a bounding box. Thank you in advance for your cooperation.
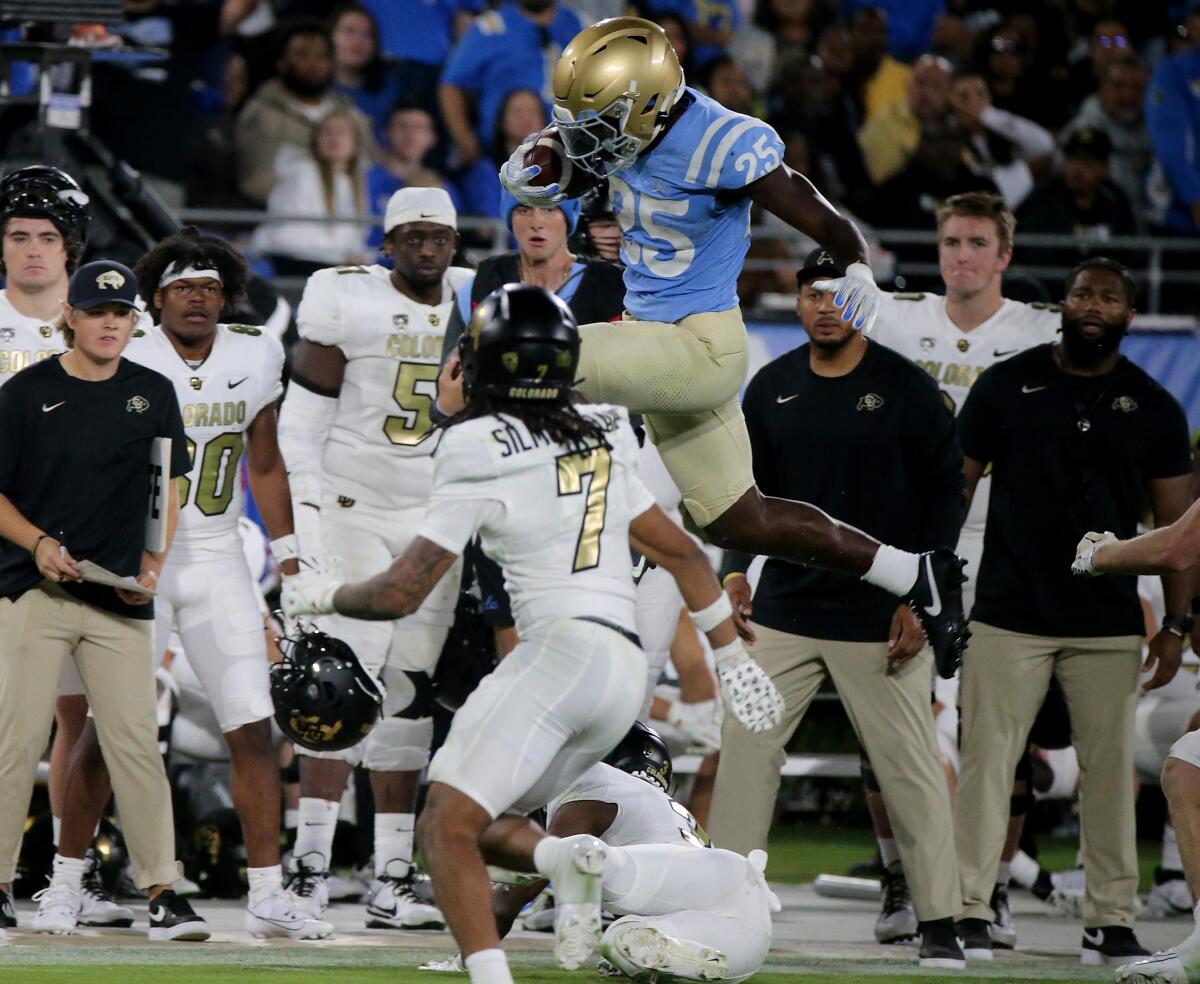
[1068,19,1134,110]
[652,11,695,80]
[851,6,911,123]
[710,247,966,970]
[438,0,583,170]
[842,0,943,63]
[871,116,1000,233]
[948,72,1055,210]
[366,104,452,250]
[361,0,480,116]
[458,190,624,324]
[699,55,756,115]
[980,26,1073,131]
[454,87,546,222]
[929,11,976,68]
[1145,32,1200,233]
[574,182,623,265]
[329,3,402,143]
[858,54,953,186]
[1062,55,1153,222]
[253,109,370,276]
[235,19,373,205]
[681,0,741,71]
[188,52,254,209]
[1016,128,1137,274]
[952,257,1192,966]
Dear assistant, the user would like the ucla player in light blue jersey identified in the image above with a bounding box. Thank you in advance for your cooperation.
[499,16,969,674]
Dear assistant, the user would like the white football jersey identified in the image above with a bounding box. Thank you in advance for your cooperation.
[296,263,473,509]
[547,762,709,849]
[870,292,1059,533]
[0,289,63,382]
[419,404,655,636]
[126,323,284,561]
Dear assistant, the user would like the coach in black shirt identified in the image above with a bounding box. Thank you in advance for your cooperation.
[953,258,1192,965]
[0,261,204,934]
[708,248,967,968]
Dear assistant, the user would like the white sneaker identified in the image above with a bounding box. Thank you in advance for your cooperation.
[31,882,82,935]
[327,871,369,902]
[520,889,556,932]
[1114,950,1192,984]
[1146,876,1194,920]
[365,875,445,929]
[78,855,135,928]
[284,853,330,918]
[246,889,334,940]
[542,835,607,970]
[604,924,728,982]
[1047,868,1086,918]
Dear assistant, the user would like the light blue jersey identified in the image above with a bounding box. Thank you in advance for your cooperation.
[609,89,784,323]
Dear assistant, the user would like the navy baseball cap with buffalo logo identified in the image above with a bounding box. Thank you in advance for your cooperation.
[68,260,139,311]
[796,247,843,288]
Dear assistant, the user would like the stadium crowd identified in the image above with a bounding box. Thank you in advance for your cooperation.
[0,2,1199,984]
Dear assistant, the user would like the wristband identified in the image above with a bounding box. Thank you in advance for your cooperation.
[1163,613,1195,639]
[689,592,733,634]
[29,533,54,559]
[270,534,300,565]
[712,638,745,667]
[721,571,747,588]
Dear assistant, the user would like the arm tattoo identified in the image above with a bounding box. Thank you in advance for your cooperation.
[335,537,458,620]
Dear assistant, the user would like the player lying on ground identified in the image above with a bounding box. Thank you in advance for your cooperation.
[284,284,782,984]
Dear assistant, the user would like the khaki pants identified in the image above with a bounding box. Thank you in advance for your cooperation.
[955,621,1142,926]
[0,582,179,888]
[707,622,961,921]
[577,309,752,527]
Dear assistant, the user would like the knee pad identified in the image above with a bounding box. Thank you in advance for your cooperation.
[1035,747,1079,801]
[361,715,434,772]
[296,740,365,767]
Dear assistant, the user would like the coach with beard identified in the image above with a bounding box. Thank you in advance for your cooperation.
[952,257,1193,966]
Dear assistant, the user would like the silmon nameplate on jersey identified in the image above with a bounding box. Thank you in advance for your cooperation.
[75,560,156,596]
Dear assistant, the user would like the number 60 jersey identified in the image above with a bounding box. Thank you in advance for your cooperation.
[296,263,473,509]
[125,322,284,561]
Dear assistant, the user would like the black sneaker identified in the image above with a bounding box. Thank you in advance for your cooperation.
[904,550,969,679]
[0,887,16,928]
[875,865,918,943]
[957,917,994,961]
[990,883,1016,949]
[1081,925,1151,966]
[148,889,210,942]
[918,918,965,969]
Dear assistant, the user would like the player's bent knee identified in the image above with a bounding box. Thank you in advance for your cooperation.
[296,741,366,767]
[361,715,433,772]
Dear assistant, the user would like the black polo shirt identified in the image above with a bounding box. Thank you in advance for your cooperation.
[744,339,965,642]
[959,343,1191,638]
[0,356,190,619]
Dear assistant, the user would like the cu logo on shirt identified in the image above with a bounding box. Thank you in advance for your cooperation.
[127,395,150,414]
[856,393,884,412]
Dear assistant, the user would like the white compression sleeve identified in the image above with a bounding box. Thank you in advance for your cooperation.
[277,381,337,556]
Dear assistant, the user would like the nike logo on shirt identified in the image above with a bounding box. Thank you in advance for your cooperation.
[776,394,800,404]
[993,349,1016,357]
[228,377,248,389]
[1021,384,1047,394]
[42,401,66,412]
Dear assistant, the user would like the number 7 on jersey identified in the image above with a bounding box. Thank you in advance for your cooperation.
[556,446,612,572]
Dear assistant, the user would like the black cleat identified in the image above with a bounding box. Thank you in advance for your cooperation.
[0,887,16,928]
[148,890,210,942]
[904,549,969,678]
[989,883,1016,949]
[1080,925,1151,967]
[875,865,918,943]
[956,917,993,961]
[918,918,966,969]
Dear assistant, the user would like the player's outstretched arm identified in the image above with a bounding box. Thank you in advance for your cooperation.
[283,536,459,621]
[245,403,300,577]
[1075,493,1200,577]
[630,505,784,733]
[746,165,880,331]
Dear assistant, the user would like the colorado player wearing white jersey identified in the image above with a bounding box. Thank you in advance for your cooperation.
[501,16,969,675]
[52,228,331,941]
[276,187,471,929]
[284,285,783,984]
[863,193,1059,951]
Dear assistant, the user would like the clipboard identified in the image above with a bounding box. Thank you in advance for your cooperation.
[76,560,156,596]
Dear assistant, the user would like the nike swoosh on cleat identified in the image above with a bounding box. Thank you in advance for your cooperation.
[1083,929,1104,946]
[923,556,942,616]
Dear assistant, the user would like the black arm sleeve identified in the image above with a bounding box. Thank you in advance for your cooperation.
[901,372,965,551]
[718,550,755,580]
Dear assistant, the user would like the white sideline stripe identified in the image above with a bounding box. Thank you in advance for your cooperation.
[674,752,859,777]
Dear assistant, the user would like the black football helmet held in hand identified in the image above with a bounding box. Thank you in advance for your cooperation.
[604,720,673,793]
[458,283,580,403]
[270,625,383,752]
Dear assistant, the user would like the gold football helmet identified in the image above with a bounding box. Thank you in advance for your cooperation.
[551,17,685,177]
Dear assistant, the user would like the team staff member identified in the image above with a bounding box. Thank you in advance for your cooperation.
[952,258,1193,967]
[0,261,207,941]
[710,249,967,970]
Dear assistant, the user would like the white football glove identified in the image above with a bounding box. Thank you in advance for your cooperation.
[1072,530,1117,576]
[282,560,343,617]
[714,642,784,733]
[499,136,567,206]
[667,697,723,753]
[811,261,882,333]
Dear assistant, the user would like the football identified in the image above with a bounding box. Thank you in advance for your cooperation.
[521,126,599,199]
